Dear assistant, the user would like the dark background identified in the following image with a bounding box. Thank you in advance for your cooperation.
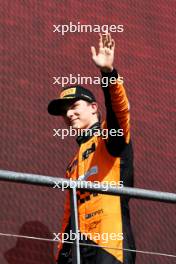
[0,0,176,263]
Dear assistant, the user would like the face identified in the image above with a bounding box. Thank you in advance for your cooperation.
[63,100,98,129]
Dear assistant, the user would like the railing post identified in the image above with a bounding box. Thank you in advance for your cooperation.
[70,187,80,264]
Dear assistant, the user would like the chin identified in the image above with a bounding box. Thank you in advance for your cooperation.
[71,123,81,129]
[71,120,87,130]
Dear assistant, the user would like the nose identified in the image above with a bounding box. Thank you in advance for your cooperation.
[66,108,74,119]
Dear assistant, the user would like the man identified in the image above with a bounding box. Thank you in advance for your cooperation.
[48,33,136,264]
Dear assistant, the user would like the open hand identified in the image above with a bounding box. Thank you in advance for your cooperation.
[91,33,115,73]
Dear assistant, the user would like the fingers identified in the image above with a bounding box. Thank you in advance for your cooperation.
[95,32,115,56]
[99,33,109,48]
[102,33,115,50]
[91,46,97,57]
[111,39,115,51]
[107,33,111,46]
[102,33,107,48]
[99,33,103,49]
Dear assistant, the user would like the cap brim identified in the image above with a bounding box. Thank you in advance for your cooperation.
[48,98,78,116]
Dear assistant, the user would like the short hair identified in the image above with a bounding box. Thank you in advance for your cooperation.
[97,111,101,122]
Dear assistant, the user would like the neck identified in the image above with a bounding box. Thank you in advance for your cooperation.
[76,121,101,145]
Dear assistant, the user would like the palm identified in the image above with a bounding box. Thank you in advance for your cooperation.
[91,33,115,71]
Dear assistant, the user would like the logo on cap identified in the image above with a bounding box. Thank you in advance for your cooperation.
[60,87,76,98]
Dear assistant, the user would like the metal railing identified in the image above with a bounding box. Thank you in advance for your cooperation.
[0,169,176,264]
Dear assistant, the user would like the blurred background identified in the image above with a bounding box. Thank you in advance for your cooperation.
[0,0,176,263]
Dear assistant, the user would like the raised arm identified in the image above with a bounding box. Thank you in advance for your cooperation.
[91,33,130,156]
[91,33,115,73]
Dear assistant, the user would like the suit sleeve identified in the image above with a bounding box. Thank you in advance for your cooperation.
[101,69,130,156]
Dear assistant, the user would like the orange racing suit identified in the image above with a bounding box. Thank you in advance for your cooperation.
[56,69,136,264]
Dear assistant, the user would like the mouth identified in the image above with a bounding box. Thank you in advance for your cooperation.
[70,118,78,123]
[70,118,79,126]
[70,118,81,128]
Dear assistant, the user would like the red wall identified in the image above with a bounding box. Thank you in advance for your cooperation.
[0,1,176,263]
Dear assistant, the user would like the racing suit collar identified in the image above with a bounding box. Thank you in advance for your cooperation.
[76,122,101,145]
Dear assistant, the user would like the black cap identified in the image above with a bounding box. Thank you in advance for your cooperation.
[48,85,96,116]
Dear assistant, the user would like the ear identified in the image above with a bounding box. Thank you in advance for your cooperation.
[91,102,98,114]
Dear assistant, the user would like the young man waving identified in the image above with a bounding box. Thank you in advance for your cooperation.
[48,33,136,264]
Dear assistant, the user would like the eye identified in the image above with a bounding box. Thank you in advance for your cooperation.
[72,103,79,109]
